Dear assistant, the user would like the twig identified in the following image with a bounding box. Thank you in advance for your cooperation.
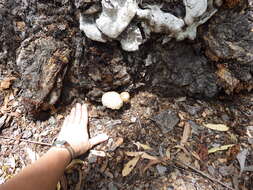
[174,160,235,190]
[0,135,52,146]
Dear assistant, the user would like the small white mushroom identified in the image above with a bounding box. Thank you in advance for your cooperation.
[79,14,107,43]
[120,92,130,103]
[214,0,223,7]
[102,91,123,110]
[120,25,143,51]
[184,0,207,25]
[137,5,185,34]
[96,0,138,39]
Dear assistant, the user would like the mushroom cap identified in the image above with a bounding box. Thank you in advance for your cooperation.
[102,91,123,110]
[120,92,130,103]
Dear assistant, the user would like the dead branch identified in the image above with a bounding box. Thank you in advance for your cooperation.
[174,160,236,190]
[0,135,52,146]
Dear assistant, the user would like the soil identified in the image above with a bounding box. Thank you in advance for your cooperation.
[0,0,253,190]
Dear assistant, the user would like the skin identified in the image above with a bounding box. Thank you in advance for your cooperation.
[0,103,108,190]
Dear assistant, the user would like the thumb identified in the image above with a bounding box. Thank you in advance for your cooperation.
[89,133,109,148]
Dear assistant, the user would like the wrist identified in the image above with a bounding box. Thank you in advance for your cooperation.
[52,140,76,161]
[49,147,72,164]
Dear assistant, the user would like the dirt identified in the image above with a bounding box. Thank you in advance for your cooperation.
[0,0,253,190]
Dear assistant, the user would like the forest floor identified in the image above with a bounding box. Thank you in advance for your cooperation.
[0,0,253,189]
[0,81,253,190]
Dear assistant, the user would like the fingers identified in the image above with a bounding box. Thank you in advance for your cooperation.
[89,134,109,148]
[69,105,76,123]
[81,104,88,130]
[75,103,82,124]
[62,115,70,129]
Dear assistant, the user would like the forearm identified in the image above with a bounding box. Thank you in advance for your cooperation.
[1,148,71,190]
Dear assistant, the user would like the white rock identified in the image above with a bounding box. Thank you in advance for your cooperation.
[120,92,130,103]
[120,25,143,51]
[102,91,123,110]
[96,0,138,39]
[80,14,107,43]
[137,5,185,34]
[184,0,207,25]
[176,2,217,41]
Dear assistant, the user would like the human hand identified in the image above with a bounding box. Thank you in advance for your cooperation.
[57,103,108,157]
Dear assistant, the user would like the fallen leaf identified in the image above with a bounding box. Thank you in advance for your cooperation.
[141,152,159,160]
[208,144,234,154]
[203,123,229,131]
[66,159,84,171]
[197,144,208,160]
[180,122,191,145]
[56,182,61,190]
[110,137,124,151]
[90,150,106,157]
[0,77,16,90]
[122,156,140,176]
[125,151,159,160]
[226,144,240,163]
[237,149,248,174]
[0,115,7,129]
[142,159,162,173]
[133,142,153,150]
[173,145,191,156]
[165,148,171,159]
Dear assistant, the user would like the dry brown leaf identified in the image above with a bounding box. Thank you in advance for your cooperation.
[56,182,61,190]
[133,141,153,150]
[125,151,159,160]
[66,159,84,171]
[237,149,248,174]
[190,150,201,161]
[208,144,234,154]
[173,145,191,156]
[122,156,140,177]
[90,150,106,157]
[197,144,208,161]
[180,122,191,145]
[165,148,171,159]
[0,77,16,90]
[203,123,229,131]
[227,144,240,163]
[142,159,162,173]
[141,152,159,160]
[110,137,124,151]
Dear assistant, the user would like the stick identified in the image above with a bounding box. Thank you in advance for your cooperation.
[174,160,235,190]
[0,135,52,146]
